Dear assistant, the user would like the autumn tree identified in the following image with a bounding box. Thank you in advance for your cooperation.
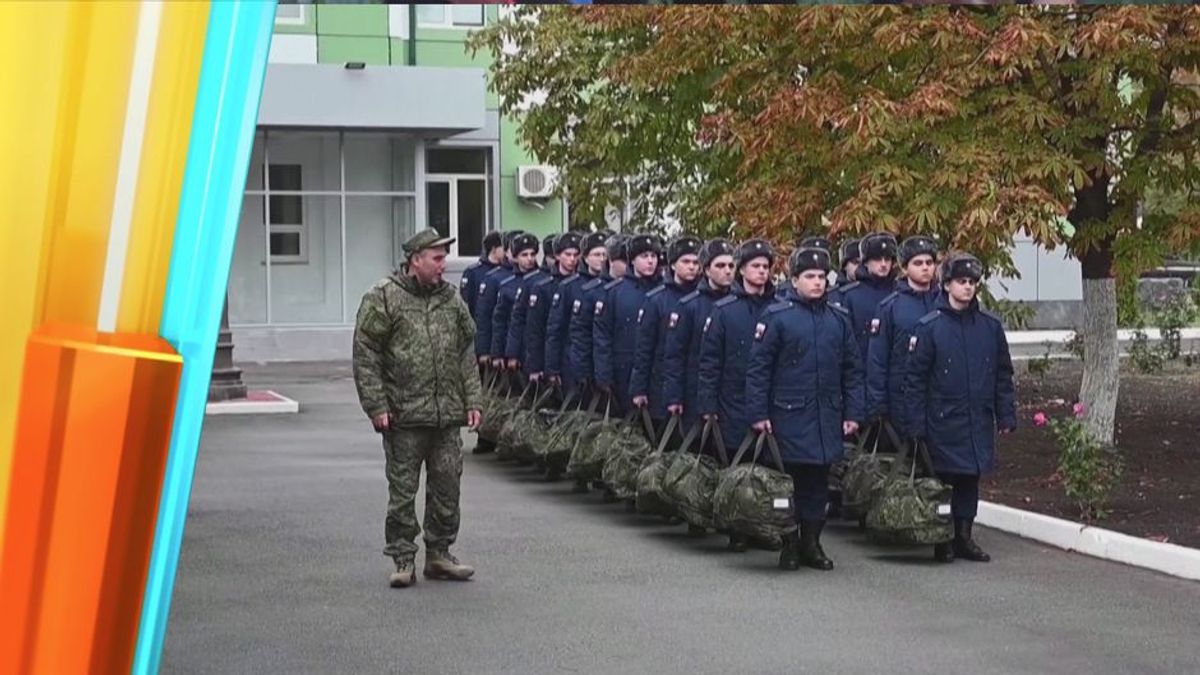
[472,5,1200,446]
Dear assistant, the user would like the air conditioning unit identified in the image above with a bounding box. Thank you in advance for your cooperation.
[517,165,558,199]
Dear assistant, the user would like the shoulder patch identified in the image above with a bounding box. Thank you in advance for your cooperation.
[572,298,582,315]
[702,316,713,333]
[917,309,943,326]
[828,302,851,317]
[594,300,605,316]
[499,275,517,287]
[528,293,540,308]
[839,281,861,294]
[534,276,556,288]
[646,286,667,298]
[583,277,604,290]
[551,292,561,306]
[754,322,768,341]
[679,291,700,305]
[563,274,581,286]
[714,295,739,308]
[464,261,482,272]
[478,282,487,295]
[603,278,624,291]
[765,301,793,315]
[879,291,900,307]
[668,311,680,328]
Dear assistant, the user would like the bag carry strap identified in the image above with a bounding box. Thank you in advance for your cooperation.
[517,381,535,406]
[656,414,681,455]
[484,368,498,394]
[701,418,730,467]
[880,419,908,455]
[531,383,555,410]
[639,406,656,442]
[855,420,877,456]
[557,386,579,414]
[729,429,759,466]
[585,392,602,415]
[677,420,703,456]
[751,432,787,473]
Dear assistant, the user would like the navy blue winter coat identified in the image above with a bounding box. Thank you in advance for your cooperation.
[866,280,941,433]
[504,268,550,367]
[828,268,896,365]
[569,274,610,387]
[902,295,1017,476]
[545,272,592,392]
[745,288,866,467]
[663,279,731,432]
[630,277,697,420]
[460,256,497,320]
[473,262,515,358]
[491,269,536,357]
[696,282,777,451]
[522,271,566,375]
[593,271,661,413]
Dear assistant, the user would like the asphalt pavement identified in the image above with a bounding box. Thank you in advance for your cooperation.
[161,363,1200,675]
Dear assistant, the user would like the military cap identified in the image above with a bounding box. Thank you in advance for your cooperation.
[839,238,862,265]
[510,232,540,256]
[860,232,898,261]
[699,238,735,268]
[899,234,939,266]
[541,234,557,258]
[789,246,832,277]
[581,231,609,255]
[735,239,775,269]
[502,230,526,249]
[605,233,629,262]
[627,233,664,260]
[941,253,984,283]
[667,235,703,264]
[799,236,833,253]
[554,231,584,255]
[482,230,504,253]
[403,228,455,257]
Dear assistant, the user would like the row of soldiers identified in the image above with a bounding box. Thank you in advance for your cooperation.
[462,228,1017,570]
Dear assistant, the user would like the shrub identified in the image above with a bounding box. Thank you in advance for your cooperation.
[1034,403,1124,521]
[1153,294,1197,361]
[1128,329,1165,374]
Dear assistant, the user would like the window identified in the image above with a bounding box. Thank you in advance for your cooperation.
[274,4,307,26]
[417,4,484,28]
[267,164,308,263]
[425,147,493,258]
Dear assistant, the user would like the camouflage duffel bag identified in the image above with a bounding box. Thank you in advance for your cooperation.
[842,421,910,520]
[479,372,518,444]
[495,383,545,461]
[635,415,689,517]
[601,409,657,500]
[503,385,560,461]
[566,399,619,481]
[865,441,953,545]
[536,391,597,471]
[712,431,797,542]
[662,419,728,530]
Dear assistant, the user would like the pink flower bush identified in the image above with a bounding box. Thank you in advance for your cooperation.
[1073,402,1087,418]
[1033,411,1048,427]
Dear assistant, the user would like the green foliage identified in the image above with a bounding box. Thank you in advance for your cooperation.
[1128,328,1166,373]
[1116,272,1142,329]
[1153,293,1198,360]
[1027,344,1055,380]
[1047,412,1124,522]
[1065,330,1086,360]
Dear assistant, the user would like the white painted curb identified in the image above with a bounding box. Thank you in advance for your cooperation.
[977,501,1200,581]
[205,391,299,416]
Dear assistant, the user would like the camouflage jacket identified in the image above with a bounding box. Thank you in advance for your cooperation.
[353,272,483,428]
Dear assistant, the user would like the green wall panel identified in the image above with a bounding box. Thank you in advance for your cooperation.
[274,6,316,34]
[500,177,564,236]
[316,5,387,37]
[317,36,391,66]
[389,38,409,66]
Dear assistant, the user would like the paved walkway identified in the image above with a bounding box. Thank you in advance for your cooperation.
[162,365,1200,675]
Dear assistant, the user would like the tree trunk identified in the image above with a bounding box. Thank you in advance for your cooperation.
[1078,277,1118,447]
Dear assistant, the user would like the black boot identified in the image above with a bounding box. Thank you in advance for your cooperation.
[933,542,956,563]
[473,438,496,455]
[952,519,991,562]
[799,520,834,571]
[727,533,749,553]
[778,531,802,571]
[826,491,843,520]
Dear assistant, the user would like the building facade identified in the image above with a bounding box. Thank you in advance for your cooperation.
[230,4,564,360]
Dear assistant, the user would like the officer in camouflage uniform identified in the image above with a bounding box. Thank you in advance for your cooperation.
[353,228,483,588]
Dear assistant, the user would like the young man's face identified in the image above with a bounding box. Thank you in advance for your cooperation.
[633,251,658,278]
[585,247,607,275]
[906,254,937,286]
[609,259,628,279]
[843,259,859,281]
[706,254,735,289]
[947,277,979,304]
[792,269,827,299]
[410,247,448,285]
[515,248,538,272]
[488,245,505,264]
[866,257,893,278]
[557,248,579,274]
[673,254,700,283]
[741,258,771,288]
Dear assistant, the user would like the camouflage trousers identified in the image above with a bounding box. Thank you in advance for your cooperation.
[382,426,463,563]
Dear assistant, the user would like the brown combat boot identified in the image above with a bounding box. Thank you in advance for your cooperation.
[389,559,416,588]
[424,550,475,581]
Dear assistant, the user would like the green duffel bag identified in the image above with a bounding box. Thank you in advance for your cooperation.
[495,382,544,461]
[842,421,910,521]
[635,415,689,517]
[536,390,595,471]
[865,441,953,546]
[712,431,797,543]
[478,372,517,444]
[501,384,558,462]
[566,398,618,481]
[601,409,657,500]
[662,418,728,530]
